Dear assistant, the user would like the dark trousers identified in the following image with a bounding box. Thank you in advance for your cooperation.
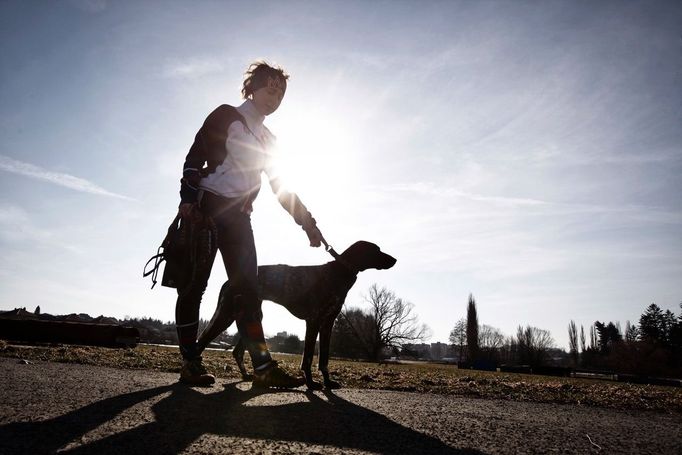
[175,191,272,368]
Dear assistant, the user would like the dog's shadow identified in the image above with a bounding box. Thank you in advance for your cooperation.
[0,381,484,454]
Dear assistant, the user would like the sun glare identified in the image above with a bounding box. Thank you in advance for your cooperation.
[270,112,354,206]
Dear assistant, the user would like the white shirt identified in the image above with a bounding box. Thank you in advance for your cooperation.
[199,99,276,199]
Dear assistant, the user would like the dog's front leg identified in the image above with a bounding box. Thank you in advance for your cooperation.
[319,320,341,389]
[302,322,322,390]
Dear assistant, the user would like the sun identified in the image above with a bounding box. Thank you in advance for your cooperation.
[268,111,355,206]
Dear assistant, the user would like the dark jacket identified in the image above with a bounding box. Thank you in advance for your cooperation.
[179,104,315,228]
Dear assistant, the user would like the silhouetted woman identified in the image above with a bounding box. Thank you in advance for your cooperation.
[175,61,323,387]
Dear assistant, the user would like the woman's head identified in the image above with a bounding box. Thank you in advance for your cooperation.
[242,61,289,116]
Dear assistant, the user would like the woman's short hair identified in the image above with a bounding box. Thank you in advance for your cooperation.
[241,61,289,99]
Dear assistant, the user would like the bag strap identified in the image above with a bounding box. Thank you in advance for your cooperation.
[142,247,165,289]
[142,214,182,289]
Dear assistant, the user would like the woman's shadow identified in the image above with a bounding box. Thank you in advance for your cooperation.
[0,381,484,454]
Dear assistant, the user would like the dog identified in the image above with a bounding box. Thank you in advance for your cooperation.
[196,241,396,389]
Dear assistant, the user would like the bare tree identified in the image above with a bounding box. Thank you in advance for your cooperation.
[342,284,430,360]
[568,320,579,366]
[478,324,505,365]
[448,318,467,363]
[515,325,555,367]
[466,294,479,364]
[479,324,504,350]
[499,336,518,364]
[580,325,586,353]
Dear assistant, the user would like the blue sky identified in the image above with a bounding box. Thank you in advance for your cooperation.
[1,0,681,349]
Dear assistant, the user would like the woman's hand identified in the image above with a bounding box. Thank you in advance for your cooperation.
[301,215,322,248]
[305,225,323,248]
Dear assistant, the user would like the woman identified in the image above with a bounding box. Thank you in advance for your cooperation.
[175,61,323,387]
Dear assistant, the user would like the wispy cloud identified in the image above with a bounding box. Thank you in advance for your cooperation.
[378,182,550,207]
[67,0,107,13]
[0,155,134,200]
[162,57,224,79]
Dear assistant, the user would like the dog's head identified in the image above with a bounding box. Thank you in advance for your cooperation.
[339,241,397,272]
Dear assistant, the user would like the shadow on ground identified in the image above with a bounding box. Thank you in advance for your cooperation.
[0,382,484,454]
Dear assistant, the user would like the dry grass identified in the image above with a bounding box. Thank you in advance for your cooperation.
[2,342,680,413]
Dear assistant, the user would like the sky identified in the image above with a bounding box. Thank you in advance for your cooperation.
[1,0,681,350]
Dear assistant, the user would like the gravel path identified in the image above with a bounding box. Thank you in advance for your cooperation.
[1,358,680,454]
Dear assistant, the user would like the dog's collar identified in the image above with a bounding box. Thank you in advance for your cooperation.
[321,238,358,275]
[330,260,358,278]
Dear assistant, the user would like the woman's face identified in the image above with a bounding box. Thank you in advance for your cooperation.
[251,80,285,116]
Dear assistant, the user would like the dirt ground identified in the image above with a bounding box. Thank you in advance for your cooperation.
[1,358,680,454]
[2,343,680,413]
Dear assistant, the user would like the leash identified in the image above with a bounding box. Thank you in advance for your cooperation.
[320,236,339,259]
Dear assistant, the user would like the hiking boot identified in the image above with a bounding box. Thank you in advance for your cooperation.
[179,356,215,386]
[252,360,305,389]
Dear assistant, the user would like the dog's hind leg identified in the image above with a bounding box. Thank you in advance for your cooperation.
[231,335,251,380]
[319,319,341,389]
[196,281,234,353]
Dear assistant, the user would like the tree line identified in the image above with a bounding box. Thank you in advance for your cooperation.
[568,303,682,377]
[60,284,680,377]
[448,294,559,369]
[446,297,682,376]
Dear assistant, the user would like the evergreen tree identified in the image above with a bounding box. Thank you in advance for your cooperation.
[283,334,303,353]
[594,321,622,354]
[670,303,682,352]
[662,310,677,345]
[466,294,479,364]
[580,325,586,353]
[332,308,373,359]
[639,303,665,344]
